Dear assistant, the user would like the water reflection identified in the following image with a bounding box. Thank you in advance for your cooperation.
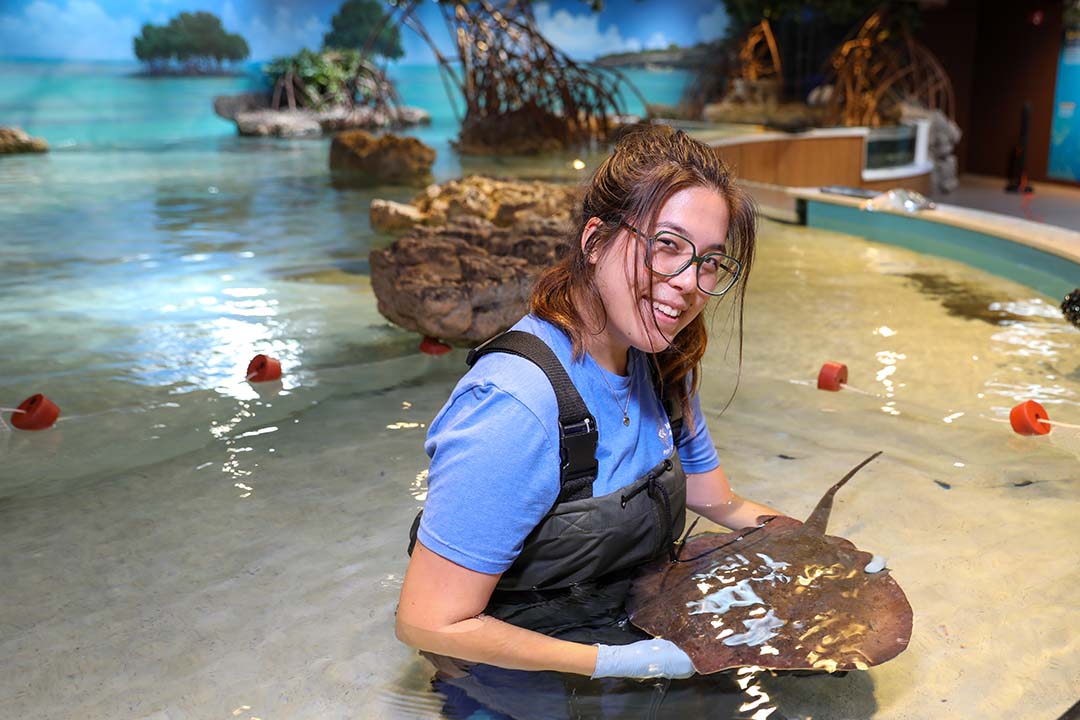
[990,323,1073,359]
[900,272,1033,325]
[153,183,255,234]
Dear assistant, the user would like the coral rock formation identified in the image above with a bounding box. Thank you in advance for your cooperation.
[213,92,430,138]
[0,127,48,154]
[369,175,578,233]
[370,216,565,344]
[330,131,435,187]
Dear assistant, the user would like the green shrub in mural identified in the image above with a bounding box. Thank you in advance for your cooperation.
[261,1,403,113]
[265,49,362,110]
[264,48,399,113]
[133,11,249,75]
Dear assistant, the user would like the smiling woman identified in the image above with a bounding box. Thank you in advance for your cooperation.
[581,187,731,366]
[395,124,785,717]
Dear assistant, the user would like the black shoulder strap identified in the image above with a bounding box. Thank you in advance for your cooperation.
[467,330,598,503]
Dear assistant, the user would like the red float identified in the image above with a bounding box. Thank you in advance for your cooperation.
[419,336,452,356]
[1009,400,1051,436]
[246,354,282,382]
[10,393,61,430]
[817,361,849,392]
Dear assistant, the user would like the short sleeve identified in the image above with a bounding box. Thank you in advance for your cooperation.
[418,382,561,574]
[675,391,720,475]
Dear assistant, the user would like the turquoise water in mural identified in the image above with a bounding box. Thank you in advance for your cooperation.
[0,59,258,147]
[0,59,691,149]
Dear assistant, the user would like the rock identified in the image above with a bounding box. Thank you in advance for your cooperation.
[316,106,430,132]
[370,216,566,344]
[369,175,580,233]
[0,127,48,154]
[411,175,579,227]
[392,107,431,126]
[214,93,431,137]
[370,199,426,233]
[235,110,322,137]
[900,101,962,194]
[330,131,435,187]
[455,106,590,155]
[369,175,581,341]
[213,92,272,121]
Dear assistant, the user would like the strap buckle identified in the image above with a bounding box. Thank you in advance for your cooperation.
[559,416,598,479]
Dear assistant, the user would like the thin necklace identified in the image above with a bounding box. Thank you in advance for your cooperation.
[598,355,634,427]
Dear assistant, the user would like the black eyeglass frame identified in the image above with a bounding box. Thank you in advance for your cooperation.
[620,221,742,297]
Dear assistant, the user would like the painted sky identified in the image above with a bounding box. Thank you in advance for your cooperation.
[0,0,729,62]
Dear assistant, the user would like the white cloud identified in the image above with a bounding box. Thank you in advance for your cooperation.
[697,3,730,42]
[645,32,670,51]
[221,1,326,61]
[533,2,641,60]
[0,0,140,60]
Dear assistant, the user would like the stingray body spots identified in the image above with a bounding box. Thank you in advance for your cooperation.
[686,578,764,615]
[722,609,786,647]
[753,553,792,584]
[693,553,793,588]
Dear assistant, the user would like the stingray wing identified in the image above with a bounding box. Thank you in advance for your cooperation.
[627,526,912,674]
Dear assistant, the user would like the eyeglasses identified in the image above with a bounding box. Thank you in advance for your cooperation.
[621,222,741,297]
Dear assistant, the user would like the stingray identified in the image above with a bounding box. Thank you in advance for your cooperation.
[626,452,912,674]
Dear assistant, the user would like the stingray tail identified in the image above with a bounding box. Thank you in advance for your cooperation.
[804,451,883,533]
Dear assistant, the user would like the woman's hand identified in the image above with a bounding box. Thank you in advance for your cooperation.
[591,639,696,680]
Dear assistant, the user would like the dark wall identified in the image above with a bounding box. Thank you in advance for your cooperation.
[916,0,978,174]
[920,0,1064,182]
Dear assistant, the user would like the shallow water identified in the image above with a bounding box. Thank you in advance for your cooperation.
[3,193,1077,718]
[2,62,1078,720]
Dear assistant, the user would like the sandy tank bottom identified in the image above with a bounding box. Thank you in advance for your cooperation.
[1,219,1077,720]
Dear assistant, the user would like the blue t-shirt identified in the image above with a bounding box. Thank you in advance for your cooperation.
[418,314,720,575]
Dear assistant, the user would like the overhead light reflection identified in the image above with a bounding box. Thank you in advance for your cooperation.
[412,469,429,502]
[234,426,279,439]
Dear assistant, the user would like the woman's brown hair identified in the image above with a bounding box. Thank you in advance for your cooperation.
[530,123,757,423]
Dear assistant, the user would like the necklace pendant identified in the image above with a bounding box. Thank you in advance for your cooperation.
[622,415,630,426]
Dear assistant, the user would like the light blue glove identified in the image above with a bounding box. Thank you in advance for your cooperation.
[591,639,695,680]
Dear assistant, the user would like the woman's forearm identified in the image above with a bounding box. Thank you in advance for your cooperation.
[688,491,782,530]
[397,542,599,675]
[685,467,784,530]
[395,612,599,675]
